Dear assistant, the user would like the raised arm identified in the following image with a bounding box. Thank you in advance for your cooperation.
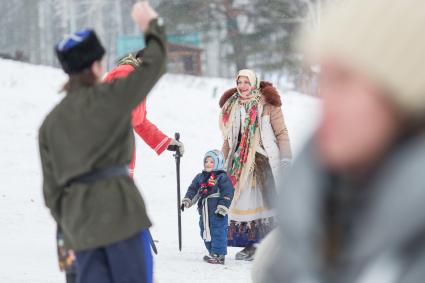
[93,2,166,117]
[95,17,166,114]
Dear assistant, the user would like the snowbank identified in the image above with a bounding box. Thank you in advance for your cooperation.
[0,59,320,283]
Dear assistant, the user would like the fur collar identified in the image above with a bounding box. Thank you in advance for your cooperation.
[219,81,282,108]
[117,54,141,68]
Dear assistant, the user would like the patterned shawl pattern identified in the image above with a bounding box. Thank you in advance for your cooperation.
[220,92,261,199]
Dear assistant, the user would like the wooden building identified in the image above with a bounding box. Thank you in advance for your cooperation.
[167,42,203,76]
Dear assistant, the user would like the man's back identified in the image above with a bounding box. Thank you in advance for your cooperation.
[39,19,167,251]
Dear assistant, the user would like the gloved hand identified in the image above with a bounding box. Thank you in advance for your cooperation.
[167,139,185,156]
[215,205,229,217]
[181,198,191,212]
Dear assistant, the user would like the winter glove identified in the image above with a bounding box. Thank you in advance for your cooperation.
[167,139,185,156]
[215,205,229,217]
[181,198,192,212]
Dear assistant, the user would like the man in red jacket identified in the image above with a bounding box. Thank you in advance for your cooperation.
[104,49,184,176]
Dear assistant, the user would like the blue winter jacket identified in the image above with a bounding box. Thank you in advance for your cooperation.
[184,170,234,215]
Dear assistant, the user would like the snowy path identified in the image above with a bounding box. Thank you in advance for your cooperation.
[0,59,320,283]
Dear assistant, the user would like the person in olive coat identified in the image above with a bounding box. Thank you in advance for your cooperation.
[39,2,164,282]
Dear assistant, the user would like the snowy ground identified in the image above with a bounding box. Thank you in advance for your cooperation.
[0,58,320,283]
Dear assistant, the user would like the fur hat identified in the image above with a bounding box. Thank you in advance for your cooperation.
[300,0,425,117]
[55,29,105,74]
[204,150,225,171]
[237,69,260,89]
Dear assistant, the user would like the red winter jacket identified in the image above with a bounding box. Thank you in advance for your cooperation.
[104,64,172,177]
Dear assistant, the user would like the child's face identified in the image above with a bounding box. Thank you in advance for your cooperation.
[204,157,215,172]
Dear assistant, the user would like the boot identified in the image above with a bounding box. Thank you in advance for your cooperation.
[203,253,212,262]
[235,246,256,261]
[203,253,225,265]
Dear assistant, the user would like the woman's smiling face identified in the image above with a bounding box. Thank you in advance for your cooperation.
[237,76,254,98]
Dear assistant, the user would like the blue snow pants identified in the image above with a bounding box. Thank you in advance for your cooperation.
[75,229,153,283]
[199,213,228,255]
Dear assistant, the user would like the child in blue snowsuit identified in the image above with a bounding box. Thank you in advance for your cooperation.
[181,150,234,264]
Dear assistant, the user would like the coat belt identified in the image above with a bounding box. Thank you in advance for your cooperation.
[66,165,129,187]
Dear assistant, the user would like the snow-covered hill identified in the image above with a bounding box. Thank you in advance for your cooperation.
[0,58,320,283]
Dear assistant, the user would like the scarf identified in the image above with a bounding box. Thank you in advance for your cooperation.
[219,92,261,199]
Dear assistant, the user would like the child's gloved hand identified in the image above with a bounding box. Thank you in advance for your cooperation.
[181,198,191,212]
[215,205,229,217]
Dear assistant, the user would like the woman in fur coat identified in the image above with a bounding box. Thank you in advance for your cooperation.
[219,69,292,260]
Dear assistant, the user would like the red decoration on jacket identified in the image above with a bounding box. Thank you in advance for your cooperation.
[103,64,172,177]
[207,173,217,187]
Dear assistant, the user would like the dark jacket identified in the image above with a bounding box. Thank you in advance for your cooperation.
[184,170,234,214]
[38,19,166,251]
[254,133,425,283]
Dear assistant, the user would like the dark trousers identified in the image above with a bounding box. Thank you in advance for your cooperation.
[199,213,228,255]
[75,229,153,283]
[66,273,77,283]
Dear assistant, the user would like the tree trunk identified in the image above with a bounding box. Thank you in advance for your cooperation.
[223,0,247,70]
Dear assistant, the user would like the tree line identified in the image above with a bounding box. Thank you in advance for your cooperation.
[1,0,323,81]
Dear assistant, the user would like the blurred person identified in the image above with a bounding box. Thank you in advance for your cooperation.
[219,69,292,260]
[180,150,234,265]
[252,1,425,283]
[39,2,166,282]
